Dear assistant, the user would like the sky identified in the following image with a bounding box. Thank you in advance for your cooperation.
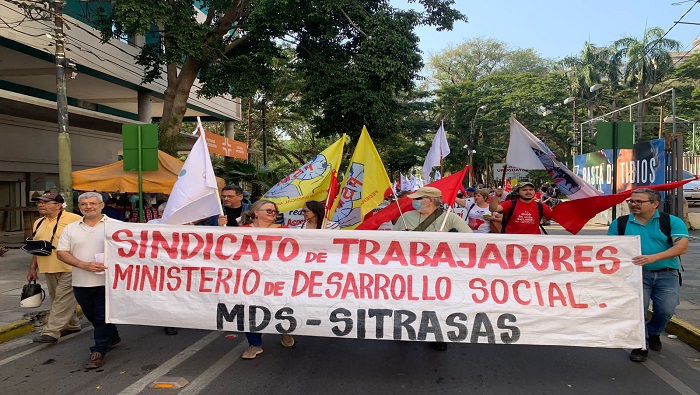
[394,0,700,62]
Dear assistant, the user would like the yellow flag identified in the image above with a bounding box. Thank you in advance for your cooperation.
[329,126,391,229]
[264,135,345,212]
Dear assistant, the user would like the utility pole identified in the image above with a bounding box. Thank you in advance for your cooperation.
[53,0,73,211]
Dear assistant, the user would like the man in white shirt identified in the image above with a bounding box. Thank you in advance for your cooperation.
[57,192,120,369]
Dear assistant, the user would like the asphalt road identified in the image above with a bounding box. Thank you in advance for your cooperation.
[1,320,700,394]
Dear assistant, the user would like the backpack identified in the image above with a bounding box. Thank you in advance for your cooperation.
[501,199,547,234]
[617,212,683,285]
[616,212,671,244]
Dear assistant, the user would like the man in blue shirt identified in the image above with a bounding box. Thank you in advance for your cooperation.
[608,188,688,362]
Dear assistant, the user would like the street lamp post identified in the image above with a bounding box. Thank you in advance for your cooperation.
[564,97,578,158]
[468,105,487,186]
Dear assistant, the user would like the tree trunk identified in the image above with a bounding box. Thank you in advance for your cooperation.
[158,58,202,155]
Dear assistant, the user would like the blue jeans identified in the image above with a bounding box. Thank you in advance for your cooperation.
[246,332,262,347]
[643,270,680,339]
[73,286,119,355]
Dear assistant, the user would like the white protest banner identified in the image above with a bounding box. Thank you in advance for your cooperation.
[104,222,644,348]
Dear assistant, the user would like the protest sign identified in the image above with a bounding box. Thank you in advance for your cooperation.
[104,223,644,348]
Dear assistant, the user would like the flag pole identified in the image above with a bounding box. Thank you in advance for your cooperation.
[393,191,409,231]
[438,205,452,231]
[196,117,224,216]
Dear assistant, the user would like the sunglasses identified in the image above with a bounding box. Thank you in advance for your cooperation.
[257,209,279,214]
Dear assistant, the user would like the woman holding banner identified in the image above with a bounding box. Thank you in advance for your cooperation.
[239,200,293,359]
[300,201,340,230]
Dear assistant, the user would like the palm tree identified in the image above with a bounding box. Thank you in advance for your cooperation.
[559,42,617,138]
[614,27,681,122]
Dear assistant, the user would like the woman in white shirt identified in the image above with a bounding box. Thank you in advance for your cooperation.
[465,189,495,234]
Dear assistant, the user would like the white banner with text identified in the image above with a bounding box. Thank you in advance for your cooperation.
[104,223,644,348]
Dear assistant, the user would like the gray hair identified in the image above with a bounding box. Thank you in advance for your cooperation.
[430,196,444,206]
[78,192,103,203]
[631,188,661,203]
[157,202,167,215]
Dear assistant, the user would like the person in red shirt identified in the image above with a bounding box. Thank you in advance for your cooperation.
[488,181,552,234]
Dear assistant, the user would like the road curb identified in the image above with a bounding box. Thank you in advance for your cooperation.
[666,316,700,352]
[0,319,34,344]
[0,306,84,344]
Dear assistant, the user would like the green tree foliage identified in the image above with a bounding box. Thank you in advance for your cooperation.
[430,38,570,183]
[94,0,465,154]
[614,27,681,122]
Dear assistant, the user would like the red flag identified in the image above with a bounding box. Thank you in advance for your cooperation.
[552,178,695,234]
[504,179,513,193]
[323,170,340,220]
[356,166,469,230]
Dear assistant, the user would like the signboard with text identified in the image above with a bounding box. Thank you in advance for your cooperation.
[105,223,644,348]
[573,138,665,195]
[204,131,247,160]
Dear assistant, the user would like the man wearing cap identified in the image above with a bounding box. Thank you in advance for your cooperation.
[489,181,552,234]
[57,192,120,369]
[393,187,470,351]
[27,192,82,344]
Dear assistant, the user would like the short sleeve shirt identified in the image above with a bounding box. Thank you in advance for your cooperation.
[57,214,114,287]
[608,211,688,271]
[33,211,82,273]
[501,200,552,234]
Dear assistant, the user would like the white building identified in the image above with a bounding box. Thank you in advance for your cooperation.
[0,1,242,231]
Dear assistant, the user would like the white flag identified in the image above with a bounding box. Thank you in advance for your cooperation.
[506,117,601,199]
[422,121,450,181]
[433,169,441,181]
[160,127,221,224]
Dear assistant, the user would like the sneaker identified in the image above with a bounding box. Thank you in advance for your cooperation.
[430,342,448,351]
[281,334,295,347]
[648,335,662,351]
[629,348,648,362]
[33,334,58,344]
[85,352,105,369]
[241,346,263,359]
[59,328,81,337]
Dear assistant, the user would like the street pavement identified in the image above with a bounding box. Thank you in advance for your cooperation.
[2,225,700,394]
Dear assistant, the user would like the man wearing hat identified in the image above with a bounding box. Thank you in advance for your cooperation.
[26,192,82,343]
[393,186,471,351]
[489,181,552,234]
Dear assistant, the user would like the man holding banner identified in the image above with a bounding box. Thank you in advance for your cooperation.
[393,186,470,351]
[608,188,688,362]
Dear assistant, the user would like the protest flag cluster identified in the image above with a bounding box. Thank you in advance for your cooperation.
[328,126,392,229]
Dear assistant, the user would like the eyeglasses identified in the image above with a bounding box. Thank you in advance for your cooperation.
[626,199,651,205]
[257,209,279,214]
[222,194,240,199]
[414,197,426,200]
[79,202,102,207]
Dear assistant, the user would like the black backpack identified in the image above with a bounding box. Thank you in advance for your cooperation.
[501,199,547,234]
[616,212,672,244]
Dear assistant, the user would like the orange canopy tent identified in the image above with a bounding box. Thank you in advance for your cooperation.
[72,150,224,193]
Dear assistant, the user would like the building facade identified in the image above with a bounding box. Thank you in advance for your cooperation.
[0,1,241,230]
